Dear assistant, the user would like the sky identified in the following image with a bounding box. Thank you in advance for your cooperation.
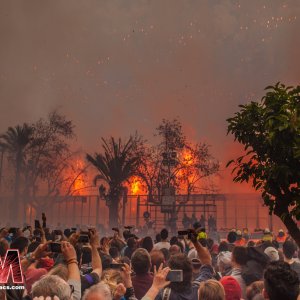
[0,0,299,193]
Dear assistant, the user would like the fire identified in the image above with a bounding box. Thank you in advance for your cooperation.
[182,150,193,166]
[72,160,86,195]
[130,176,142,195]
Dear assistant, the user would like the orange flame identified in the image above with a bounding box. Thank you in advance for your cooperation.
[130,176,142,195]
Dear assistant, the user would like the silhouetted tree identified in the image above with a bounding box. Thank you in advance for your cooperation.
[0,124,33,220]
[227,83,300,246]
[87,135,144,227]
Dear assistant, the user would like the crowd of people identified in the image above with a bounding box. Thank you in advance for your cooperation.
[0,219,299,300]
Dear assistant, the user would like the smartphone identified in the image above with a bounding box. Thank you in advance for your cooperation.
[48,242,62,253]
[112,227,119,232]
[166,270,183,282]
[34,220,41,229]
[78,234,90,244]
[109,263,125,270]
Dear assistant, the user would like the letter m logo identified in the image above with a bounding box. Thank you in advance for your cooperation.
[0,250,23,284]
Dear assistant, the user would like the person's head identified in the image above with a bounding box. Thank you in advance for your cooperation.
[48,264,69,282]
[220,276,241,300]
[109,247,120,260]
[264,247,279,262]
[282,240,297,260]
[168,253,193,292]
[218,241,229,253]
[82,282,112,300]
[246,281,264,300]
[160,228,168,241]
[198,279,225,300]
[169,244,181,256]
[231,246,248,266]
[160,248,170,261]
[10,236,29,255]
[263,261,299,300]
[150,250,165,272]
[227,231,237,244]
[31,275,72,300]
[217,251,232,274]
[27,241,40,254]
[141,236,154,253]
[127,237,137,250]
[170,236,178,245]
[101,269,125,298]
[131,248,151,275]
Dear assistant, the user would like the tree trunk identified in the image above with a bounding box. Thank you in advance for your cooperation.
[274,206,300,248]
[11,154,22,222]
[108,196,120,228]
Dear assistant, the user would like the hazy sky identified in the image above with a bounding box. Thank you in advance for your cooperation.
[0,0,299,193]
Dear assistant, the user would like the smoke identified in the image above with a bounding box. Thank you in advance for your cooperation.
[0,0,299,193]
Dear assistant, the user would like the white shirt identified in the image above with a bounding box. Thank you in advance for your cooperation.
[153,241,171,250]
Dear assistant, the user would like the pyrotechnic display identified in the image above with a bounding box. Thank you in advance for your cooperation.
[0,1,299,298]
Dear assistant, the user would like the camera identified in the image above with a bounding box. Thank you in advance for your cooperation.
[178,229,197,240]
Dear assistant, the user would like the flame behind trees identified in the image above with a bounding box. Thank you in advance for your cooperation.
[136,119,219,201]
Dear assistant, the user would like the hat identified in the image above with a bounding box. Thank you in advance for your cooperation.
[217,251,232,267]
[264,247,279,262]
[264,228,271,234]
[279,229,284,233]
[220,276,242,300]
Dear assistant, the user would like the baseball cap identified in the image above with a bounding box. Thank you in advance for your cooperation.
[264,247,279,262]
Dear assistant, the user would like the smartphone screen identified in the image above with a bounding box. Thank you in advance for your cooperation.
[166,270,183,282]
[49,242,62,253]
[109,263,125,270]
[78,234,89,244]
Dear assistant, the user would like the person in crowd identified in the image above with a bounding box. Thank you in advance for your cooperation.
[153,229,170,250]
[246,281,264,300]
[124,237,138,259]
[230,246,248,298]
[198,279,225,300]
[220,276,241,300]
[155,231,213,300]
[131,248,153,299]
[169,244,181,256]
[282,240,300,279]
[262,229,273,242]
[263,261,299,300]
[227,231,237,252]
[263,247,279,262]
[141,236,154,253]
[217,251,232,276]
[190,258,202,281]
[234,230,246,247]
[109,247,121,262]
[150,250,165,272]
[276,229,287,244]
[82,282,112,300]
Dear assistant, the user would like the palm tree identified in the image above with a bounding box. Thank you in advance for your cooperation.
[87,136,143,228]
[0,124,33,221]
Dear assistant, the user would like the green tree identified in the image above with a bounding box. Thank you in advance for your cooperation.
[227,83,300,246]
[0,124,33,220]
[87,135,144,227]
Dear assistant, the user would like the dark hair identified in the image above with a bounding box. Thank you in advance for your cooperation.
[247,241,256,247]
[131,248,151,275]
[170,236,178,245]
[160,248,170,262]
[218,241,229,252]
[141,236,153,253]
[109,247,120,259]
[123,230,132,240]
[232,246,248,266]
[161,228,168,240]
[246,281,264,300]
[264,261,299,300]
[127,237,136,249]
[283,240,297,260]
[168,254,192,292]
[155,233,162,243]
[10,237,29,254]
[227,231,237,243]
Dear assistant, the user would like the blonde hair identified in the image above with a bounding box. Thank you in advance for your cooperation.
[48,263,69,282]
[199,280,225,300]
[101,269,124,294]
